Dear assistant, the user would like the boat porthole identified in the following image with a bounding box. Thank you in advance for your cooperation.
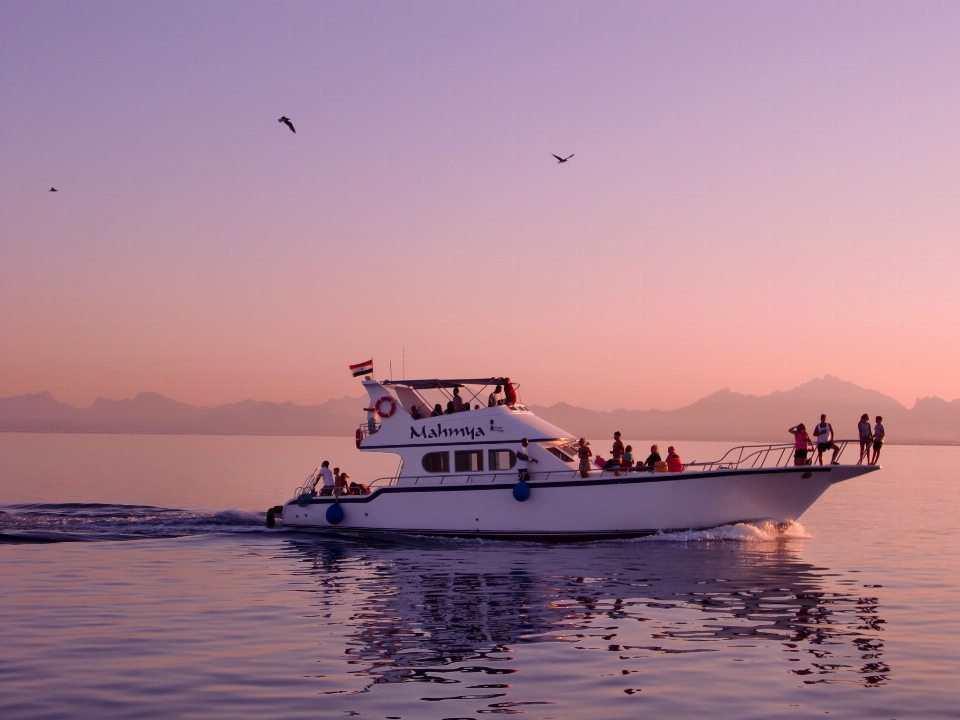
[801,472,812,479]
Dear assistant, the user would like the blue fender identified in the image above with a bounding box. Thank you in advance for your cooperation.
[326,503,344,524]
[512,480,531,502]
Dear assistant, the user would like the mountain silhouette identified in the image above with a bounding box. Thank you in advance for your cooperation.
[531,376,958,444]
[1,376,957,444]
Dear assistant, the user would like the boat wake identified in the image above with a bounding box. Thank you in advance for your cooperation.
[0,503,267,544]
[635,520,810,543]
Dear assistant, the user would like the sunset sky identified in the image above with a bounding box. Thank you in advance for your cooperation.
[2,0,959,412]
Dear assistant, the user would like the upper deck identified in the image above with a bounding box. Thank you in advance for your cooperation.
[358,378,573,450]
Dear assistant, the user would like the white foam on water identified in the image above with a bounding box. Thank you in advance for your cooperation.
[635,520,810,543]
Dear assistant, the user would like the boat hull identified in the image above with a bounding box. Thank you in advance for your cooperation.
[281,464,877,540]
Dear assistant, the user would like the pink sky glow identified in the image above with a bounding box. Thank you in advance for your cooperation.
[2,1,960,412]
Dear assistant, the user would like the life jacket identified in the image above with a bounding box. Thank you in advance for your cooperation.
[667,453,683,472]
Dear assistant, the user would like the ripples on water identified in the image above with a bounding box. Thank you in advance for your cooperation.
[0,503,265,543]
[0,504,904,719]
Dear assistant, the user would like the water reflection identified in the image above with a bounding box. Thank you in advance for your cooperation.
[282,535,889,697]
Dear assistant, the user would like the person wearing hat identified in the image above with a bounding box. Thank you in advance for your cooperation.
[666,446,683,473]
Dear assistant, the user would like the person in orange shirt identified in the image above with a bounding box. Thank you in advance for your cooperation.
[666,446,683,472]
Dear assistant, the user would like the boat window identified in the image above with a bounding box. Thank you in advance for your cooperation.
[422,451,450,473]
[546,446,574,463]
[455,450,483,473]
[488,449,516,471]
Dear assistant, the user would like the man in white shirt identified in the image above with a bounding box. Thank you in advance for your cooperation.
[317,461,335,495]
[813,414,840,465]
[516,438,538,481]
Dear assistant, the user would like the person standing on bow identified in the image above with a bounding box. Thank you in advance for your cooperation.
[577,438,593,478]
[857,414,872,465]
[789,424,812,466]
[517,438,539,482]
[870,416,885,465]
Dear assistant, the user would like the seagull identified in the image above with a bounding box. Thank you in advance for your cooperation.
[552,154,574,163]
[49,187,57,192]
[278,116,296,133]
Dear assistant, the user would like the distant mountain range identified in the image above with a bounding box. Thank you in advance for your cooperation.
[530,376,960,445]
[1,376,958,444]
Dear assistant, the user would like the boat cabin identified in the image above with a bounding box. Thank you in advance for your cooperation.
[357,378,579,486]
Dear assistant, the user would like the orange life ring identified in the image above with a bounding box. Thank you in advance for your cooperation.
[355,428,363,448]
[375,396,396,418]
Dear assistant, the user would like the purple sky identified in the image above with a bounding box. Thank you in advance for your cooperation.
[2,1,960,411]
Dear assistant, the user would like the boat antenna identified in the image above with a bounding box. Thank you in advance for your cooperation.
[390,361,393,381]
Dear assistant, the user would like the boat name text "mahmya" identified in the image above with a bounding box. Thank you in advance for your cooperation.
[410,423,487,440]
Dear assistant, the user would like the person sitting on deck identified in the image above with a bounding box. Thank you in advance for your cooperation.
[344,475,369,495]
[644,444,662,469]
[577,438,593,478]
[789,423,812,466]
[445,400,456,415]
[432,404,443,417]
[488,384,503,407]
[622,445,635,469]
[666,446,683,472]
[410,405,422,420]
[503,378,518,407]
[453,388,465,412]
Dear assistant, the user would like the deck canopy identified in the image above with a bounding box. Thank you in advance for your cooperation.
[382,378,508,389]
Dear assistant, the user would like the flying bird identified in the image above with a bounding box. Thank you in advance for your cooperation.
[49,187,57,192]
[552,154,574,163]
[278,116,296,133]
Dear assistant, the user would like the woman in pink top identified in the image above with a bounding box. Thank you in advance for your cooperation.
[788,424,812,466]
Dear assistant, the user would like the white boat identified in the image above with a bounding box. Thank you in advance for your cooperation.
[270,377,878,540]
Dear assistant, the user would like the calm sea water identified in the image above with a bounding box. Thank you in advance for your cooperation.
[1,433,958,719]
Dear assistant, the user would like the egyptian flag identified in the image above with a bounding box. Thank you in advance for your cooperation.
[350,359,373,377]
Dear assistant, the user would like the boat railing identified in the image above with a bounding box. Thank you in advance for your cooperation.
[357,421,381,439]
[685,439,857,472]
[293,467,321,499]
[299,442,862,499]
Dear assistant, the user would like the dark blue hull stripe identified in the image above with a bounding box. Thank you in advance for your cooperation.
[281,518,774,543]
